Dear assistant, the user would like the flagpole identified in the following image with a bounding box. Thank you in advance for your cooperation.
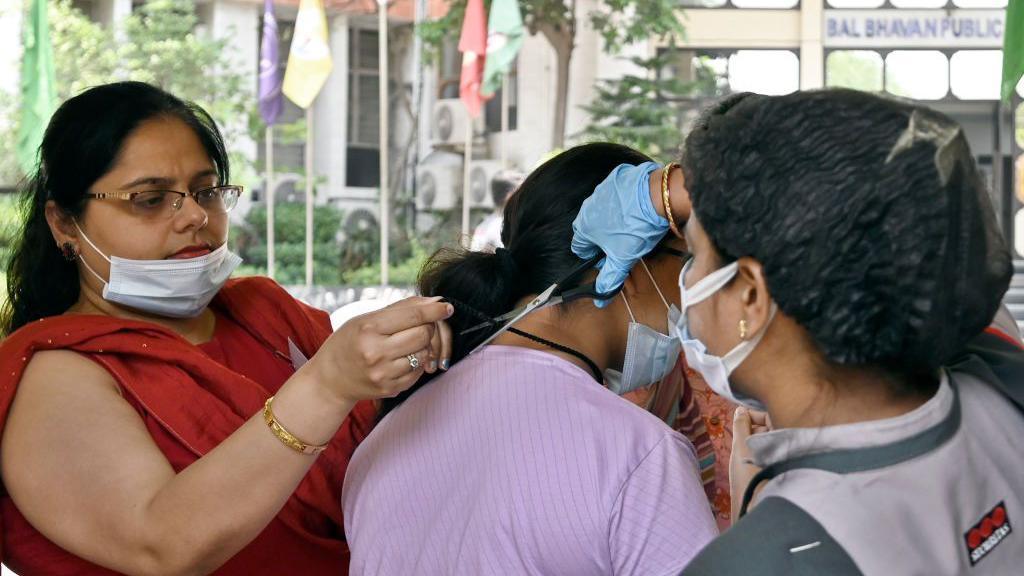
[462,118,472,242]
[501,73,509,169]
[265,125,276,279]
[305,106,315,287]
[379,0,390,286]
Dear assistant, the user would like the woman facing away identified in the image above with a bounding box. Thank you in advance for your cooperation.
[342,143,719,575]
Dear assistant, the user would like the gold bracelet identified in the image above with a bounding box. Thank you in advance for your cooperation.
[263,396,328,456]
[662,162,684,240]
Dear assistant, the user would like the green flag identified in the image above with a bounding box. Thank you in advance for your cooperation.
[17,0,58,175]
[1002,0,1024,101]
[481,0,523,98]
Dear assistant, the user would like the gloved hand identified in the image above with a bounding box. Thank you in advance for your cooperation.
[571,161,669,307]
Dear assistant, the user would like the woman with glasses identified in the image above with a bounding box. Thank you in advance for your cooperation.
[0,81,453,575]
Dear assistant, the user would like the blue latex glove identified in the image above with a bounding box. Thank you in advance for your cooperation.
[571,161,670,307]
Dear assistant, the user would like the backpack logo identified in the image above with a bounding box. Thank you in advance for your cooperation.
[965,501,1012,566]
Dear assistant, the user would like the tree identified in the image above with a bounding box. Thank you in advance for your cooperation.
[0,0,255,184]
[578,49,727,161]
[419,0,684,149]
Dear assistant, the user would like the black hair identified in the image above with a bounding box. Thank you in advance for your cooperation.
[682,88,1011,383]
[380,143,652,416]
[2,81,230,335]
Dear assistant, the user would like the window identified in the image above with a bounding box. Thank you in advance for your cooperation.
[826,50,883,92]
[885,51,948,100]
[680,0,798,7]
[952,0,1006,6]
[484,60,519,133]
[347,29,381,187]
[437,39,518,133]
[678,0,728,6]
[728,51,799,95]
[826,0,884,7]
[661,51,731,100]
[889,0,946,7]
[950,50,1001,100]
[731,0,799,7]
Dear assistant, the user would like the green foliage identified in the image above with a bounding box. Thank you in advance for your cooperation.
[578,51,723,161]
[1,0,255,184]
[0,194,22,267]
[825,51,884,92]
[589,0,685,53]
[50,0,119,101]
[232,202,345,285]
[340,239,429,286]
[419,0,684,62]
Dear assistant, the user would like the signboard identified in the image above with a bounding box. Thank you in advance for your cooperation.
[823,10,1004,48]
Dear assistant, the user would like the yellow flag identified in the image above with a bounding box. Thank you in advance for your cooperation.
[282,0,333,109]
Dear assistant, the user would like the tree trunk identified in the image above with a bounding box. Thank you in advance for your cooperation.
[552,43,572,150]
[536,6,575,151]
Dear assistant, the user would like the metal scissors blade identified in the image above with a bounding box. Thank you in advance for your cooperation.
[460,295,566,336]
[466,283,559,356]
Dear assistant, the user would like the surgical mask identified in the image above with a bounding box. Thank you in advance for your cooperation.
[75,222,242,318]
[674,258,775,412]
[608,260,682,396]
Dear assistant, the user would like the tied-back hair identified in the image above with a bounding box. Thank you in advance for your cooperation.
[379,143,652,417]
[2,81,229,336]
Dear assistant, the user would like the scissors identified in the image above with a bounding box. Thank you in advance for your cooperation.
[461,253,621,356]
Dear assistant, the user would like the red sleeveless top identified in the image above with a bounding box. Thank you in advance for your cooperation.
[0,277,375,575]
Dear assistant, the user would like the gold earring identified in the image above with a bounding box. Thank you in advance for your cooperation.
[738,319,748,340]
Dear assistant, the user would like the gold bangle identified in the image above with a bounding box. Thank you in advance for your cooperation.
[662,162,684,240]
[263,396,328,456]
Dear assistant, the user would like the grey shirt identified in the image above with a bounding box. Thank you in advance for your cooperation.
[682,323,1024,575]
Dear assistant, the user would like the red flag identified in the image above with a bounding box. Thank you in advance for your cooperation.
[458,0,488,118]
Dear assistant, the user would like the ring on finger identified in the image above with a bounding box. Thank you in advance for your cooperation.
[407,354,421,371]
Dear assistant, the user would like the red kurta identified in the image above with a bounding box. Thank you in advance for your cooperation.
[0,277,375,575]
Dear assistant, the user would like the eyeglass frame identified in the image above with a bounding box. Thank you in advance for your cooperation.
[85,184,244,216]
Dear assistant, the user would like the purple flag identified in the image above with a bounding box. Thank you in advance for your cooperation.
[259,0,283,125]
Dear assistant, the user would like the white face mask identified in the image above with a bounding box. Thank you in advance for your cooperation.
[607,260,682,397]
[75,222,242,318]
[674,258,775,412]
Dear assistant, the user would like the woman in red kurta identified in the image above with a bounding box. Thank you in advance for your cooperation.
[0,82,452,575]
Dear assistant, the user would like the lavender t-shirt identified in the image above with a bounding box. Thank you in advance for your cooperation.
[342,345,718,575]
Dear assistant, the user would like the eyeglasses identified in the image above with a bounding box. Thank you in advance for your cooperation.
[86,185,243,220]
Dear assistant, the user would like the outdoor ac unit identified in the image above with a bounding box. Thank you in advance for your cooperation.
[468,160,503,209]
[415,163,461,211]
[432,99,483,147]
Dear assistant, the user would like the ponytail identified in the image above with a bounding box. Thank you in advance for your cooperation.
[379,142,653,418]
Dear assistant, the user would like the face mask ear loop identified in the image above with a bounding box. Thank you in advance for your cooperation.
[73,221,112,264]
[722,304,778,374]
[72,220,111,286]
[639,259,671,311]
[620,291,637,323]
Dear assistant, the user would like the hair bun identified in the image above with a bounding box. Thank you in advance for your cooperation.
[494,247,520,278]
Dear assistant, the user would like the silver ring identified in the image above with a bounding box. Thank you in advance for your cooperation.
[407,354,421,371]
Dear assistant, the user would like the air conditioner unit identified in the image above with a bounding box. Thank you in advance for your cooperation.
[343,208,379,238]
[467,160,503,209]
[432,98,483,147]
[415,163,461,211]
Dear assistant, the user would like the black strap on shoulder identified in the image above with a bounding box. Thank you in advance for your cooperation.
[681,497,862,576]
[950,329,1024,415]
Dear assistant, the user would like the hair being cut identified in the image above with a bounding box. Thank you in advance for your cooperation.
[380,143,652,416]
